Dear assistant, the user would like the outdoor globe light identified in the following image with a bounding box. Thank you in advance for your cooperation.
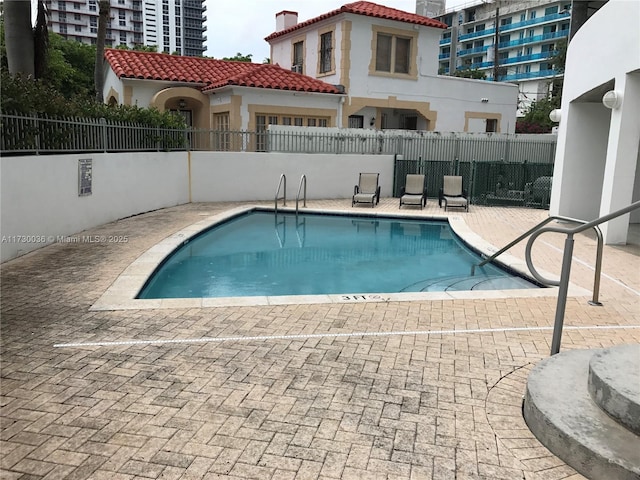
[549,109,561,123]
[602,90,622,109]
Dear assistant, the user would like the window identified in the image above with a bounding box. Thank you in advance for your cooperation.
[307,118,316,127]
[529,11,536,20]
[58,1,66,10]
[545,6,558,15]
[75,25,82,32]
[292,41,304,73]
[486,119,497,133]
[348,115,364,128]
[214,113,230,151]
[375,33,411,74]
[500,17,512,26]
[319,31,333,73]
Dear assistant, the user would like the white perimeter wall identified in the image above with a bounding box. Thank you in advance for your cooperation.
[0,152,189,262]
[189,152,394,203]
[1,152,395,262]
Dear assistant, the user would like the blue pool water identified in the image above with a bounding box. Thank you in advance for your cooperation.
[138,211,538,299]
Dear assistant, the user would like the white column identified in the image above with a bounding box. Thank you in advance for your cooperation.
[599,73,640,244]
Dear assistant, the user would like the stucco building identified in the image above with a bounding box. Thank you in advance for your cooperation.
[45,0,206,56]
[102,1,518,136]
[432,0,572,116]
[550,0,639,244]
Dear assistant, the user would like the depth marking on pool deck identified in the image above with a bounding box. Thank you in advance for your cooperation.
[54,324,640,349]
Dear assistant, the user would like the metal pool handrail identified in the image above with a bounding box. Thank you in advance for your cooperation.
[526,200,640,355]
[473,214,604,306]
[275,174,286,214]
[472,200,640,356]
[296,174,307,219]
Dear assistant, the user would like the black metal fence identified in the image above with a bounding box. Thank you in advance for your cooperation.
[393,157,554,209]
[1,114,187,154]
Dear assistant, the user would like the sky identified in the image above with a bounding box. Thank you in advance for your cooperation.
[204,0,474,61]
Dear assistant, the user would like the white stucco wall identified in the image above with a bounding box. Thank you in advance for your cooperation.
[550,0,640,243]
[0,153,189,262]
[1,152,395,263]
[189,152,394,203]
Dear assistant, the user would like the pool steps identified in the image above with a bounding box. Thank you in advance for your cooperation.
[523,344,640,480]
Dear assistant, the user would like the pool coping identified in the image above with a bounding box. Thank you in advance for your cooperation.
[90,205,591,310]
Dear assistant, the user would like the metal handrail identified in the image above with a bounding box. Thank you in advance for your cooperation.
[473,214,604,306]
[296,174,307,219]
[527,200,640,355]
[275,174,286,214]
[472,200,640,356]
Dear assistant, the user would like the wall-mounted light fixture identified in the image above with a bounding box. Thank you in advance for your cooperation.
[370,117,376,126]
[602,90,622,109]
[481,98,489,103]
[178,99,187,109]
[549,109,561,123]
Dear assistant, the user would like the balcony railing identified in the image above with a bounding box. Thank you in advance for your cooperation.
[498,30,569,49]
[488,69,560,82]
[457,45,491,57]
[499,11,571,33]
[456,12,570,42]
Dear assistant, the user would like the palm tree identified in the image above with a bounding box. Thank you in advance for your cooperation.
[94,0,110,102]
[4,0,35,76]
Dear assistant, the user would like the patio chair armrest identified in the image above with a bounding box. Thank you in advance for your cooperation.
[438,188,444,207]
[376,186,381,204]
[400,186,406,196]
[354,185,359,195]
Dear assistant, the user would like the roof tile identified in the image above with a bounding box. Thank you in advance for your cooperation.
[104,49,342,95]
[265,1,447,41]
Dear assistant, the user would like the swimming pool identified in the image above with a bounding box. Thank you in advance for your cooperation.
[137,210,538,299]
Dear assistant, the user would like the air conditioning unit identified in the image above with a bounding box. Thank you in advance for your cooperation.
[291,64,303,73]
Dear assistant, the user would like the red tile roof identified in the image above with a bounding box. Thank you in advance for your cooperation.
[104,49,342,94]
[265,1,447,41]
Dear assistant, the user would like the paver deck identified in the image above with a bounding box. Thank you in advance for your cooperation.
[1,199,639,480]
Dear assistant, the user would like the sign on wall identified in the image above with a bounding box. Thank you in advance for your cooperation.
[78,158,92,196]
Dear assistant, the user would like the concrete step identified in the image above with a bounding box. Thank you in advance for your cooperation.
[523,348,640,480]
[588,344,640,435]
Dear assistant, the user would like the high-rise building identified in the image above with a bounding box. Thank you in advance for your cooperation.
[45,0,207,57]
[428,0,572,115]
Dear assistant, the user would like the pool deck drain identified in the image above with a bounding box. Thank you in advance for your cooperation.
[2,199,638,480]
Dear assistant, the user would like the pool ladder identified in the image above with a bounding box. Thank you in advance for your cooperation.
[274,174,307,247]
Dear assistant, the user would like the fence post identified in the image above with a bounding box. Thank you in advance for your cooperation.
[504,135,511,163]
[34,115,41,155]
[100,117,107,152]
[470,160,476,204]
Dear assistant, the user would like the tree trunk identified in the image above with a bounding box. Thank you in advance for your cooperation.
[94,0,110,103]
[4,0,35,77]
[34,0,49,79]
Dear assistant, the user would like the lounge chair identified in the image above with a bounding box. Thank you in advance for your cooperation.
[352,173,381,207]
[399,174,427,209]
[439,175,468,212]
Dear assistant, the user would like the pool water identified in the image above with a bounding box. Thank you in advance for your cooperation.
[138,211,538,299]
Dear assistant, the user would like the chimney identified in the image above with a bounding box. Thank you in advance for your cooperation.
[275,10,298,32]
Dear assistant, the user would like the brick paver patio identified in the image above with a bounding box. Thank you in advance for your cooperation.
[1,199,638,479]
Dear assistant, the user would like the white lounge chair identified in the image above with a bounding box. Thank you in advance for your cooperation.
[399,174,427,209]
[352,173,381,207]
[439,175,468,212]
